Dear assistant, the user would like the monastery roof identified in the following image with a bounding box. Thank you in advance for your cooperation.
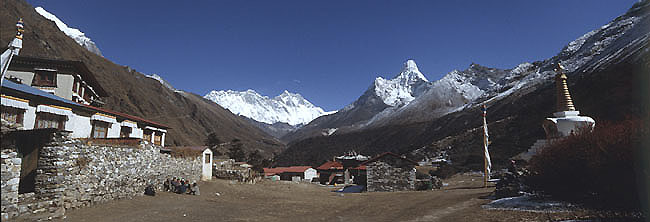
[9,56,109,97]
[316,161,344,170]
[83,104,171,129]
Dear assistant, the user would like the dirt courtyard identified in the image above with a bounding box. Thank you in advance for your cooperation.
[55,174,583,222]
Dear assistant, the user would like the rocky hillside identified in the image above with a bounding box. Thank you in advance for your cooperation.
[1,0,285,156]
[276,1,650,168]
[34,6,102,56]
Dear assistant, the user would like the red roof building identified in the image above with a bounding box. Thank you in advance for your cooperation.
[316,161,343,171]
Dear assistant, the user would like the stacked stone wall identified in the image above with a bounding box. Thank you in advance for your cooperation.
[366,160,416,192]
[1,150,21,220]
[1,131,201,220]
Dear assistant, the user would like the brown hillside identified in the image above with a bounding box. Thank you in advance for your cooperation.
[1,0,285,155]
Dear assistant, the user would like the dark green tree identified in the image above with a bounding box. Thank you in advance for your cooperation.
[247,150,265,172]
[204,132,223,156]
[227,140,246,162]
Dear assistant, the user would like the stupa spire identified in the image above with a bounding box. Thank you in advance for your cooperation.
[554,63,576,112]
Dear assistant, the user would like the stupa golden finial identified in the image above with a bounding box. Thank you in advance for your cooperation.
[554,63,576,112]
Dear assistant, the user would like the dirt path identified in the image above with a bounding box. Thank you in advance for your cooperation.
[53,174,581,222]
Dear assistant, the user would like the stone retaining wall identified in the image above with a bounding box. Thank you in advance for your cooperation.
[366,160,416,192]
[1,149,21,220]
[1,131,201,220]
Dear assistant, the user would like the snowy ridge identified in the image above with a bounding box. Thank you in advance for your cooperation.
[146,73,177,91]
[557,16,641,73]
[373,59,430,107]
[35,7,102,56]
[362,63,513,127]
[204,89,334,126]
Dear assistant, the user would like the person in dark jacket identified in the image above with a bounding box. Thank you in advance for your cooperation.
[178,180,187,194]
[171,178,180,193]
[144,184,156,196]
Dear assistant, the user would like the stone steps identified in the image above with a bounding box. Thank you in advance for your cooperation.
[516,139,553,161]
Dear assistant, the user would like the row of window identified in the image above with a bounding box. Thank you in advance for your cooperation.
[73,76,94,103]
[1,106,162,143]
[31,71,95,104]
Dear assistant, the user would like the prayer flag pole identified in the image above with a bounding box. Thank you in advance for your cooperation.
[481,104,492,187]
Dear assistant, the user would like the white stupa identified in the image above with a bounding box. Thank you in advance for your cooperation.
[518,63,595,161]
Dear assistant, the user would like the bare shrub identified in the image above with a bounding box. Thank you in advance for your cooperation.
[526,116,648,211]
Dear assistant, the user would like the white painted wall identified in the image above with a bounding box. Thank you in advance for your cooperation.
[202,149,213,181]
[107,122,121,138]
[131,127,143,139]
[161,133,165,147]
[22,106,36,130]
[547,111,595,137]
[304,168,317,182]
[66,113,92,138]
[5,70,34,85]
[55,74,74,100]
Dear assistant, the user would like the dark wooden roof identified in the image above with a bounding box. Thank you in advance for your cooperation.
[8,56,109,97]
[84,104,171,129]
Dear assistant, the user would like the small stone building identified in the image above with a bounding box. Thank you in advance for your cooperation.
[365,152,417,192]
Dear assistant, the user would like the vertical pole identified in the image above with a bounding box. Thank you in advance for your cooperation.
[482,105,488,188]
[483,119,488,188]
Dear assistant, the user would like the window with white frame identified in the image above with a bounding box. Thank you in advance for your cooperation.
[1,105,25,125]
[34,112,66,130]
[91,121,110,138]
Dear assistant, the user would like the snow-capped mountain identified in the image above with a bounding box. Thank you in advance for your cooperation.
[34,7,102,56]
[362,63,513,128]
[373,59,430,107]
[281,59,434,141]
[204,89,334,126]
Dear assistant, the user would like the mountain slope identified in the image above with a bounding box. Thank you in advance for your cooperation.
[1,0,284,156]
[34,6,102,56]
[276,0,650,167]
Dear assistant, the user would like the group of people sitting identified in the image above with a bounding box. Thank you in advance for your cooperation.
[163,177,200,195]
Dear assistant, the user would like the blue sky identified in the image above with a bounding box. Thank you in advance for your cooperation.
[27,0,636,111]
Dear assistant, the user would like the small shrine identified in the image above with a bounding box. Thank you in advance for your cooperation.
[518,63,595,161]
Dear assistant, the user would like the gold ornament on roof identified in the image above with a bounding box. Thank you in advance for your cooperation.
[554,63,576,112]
